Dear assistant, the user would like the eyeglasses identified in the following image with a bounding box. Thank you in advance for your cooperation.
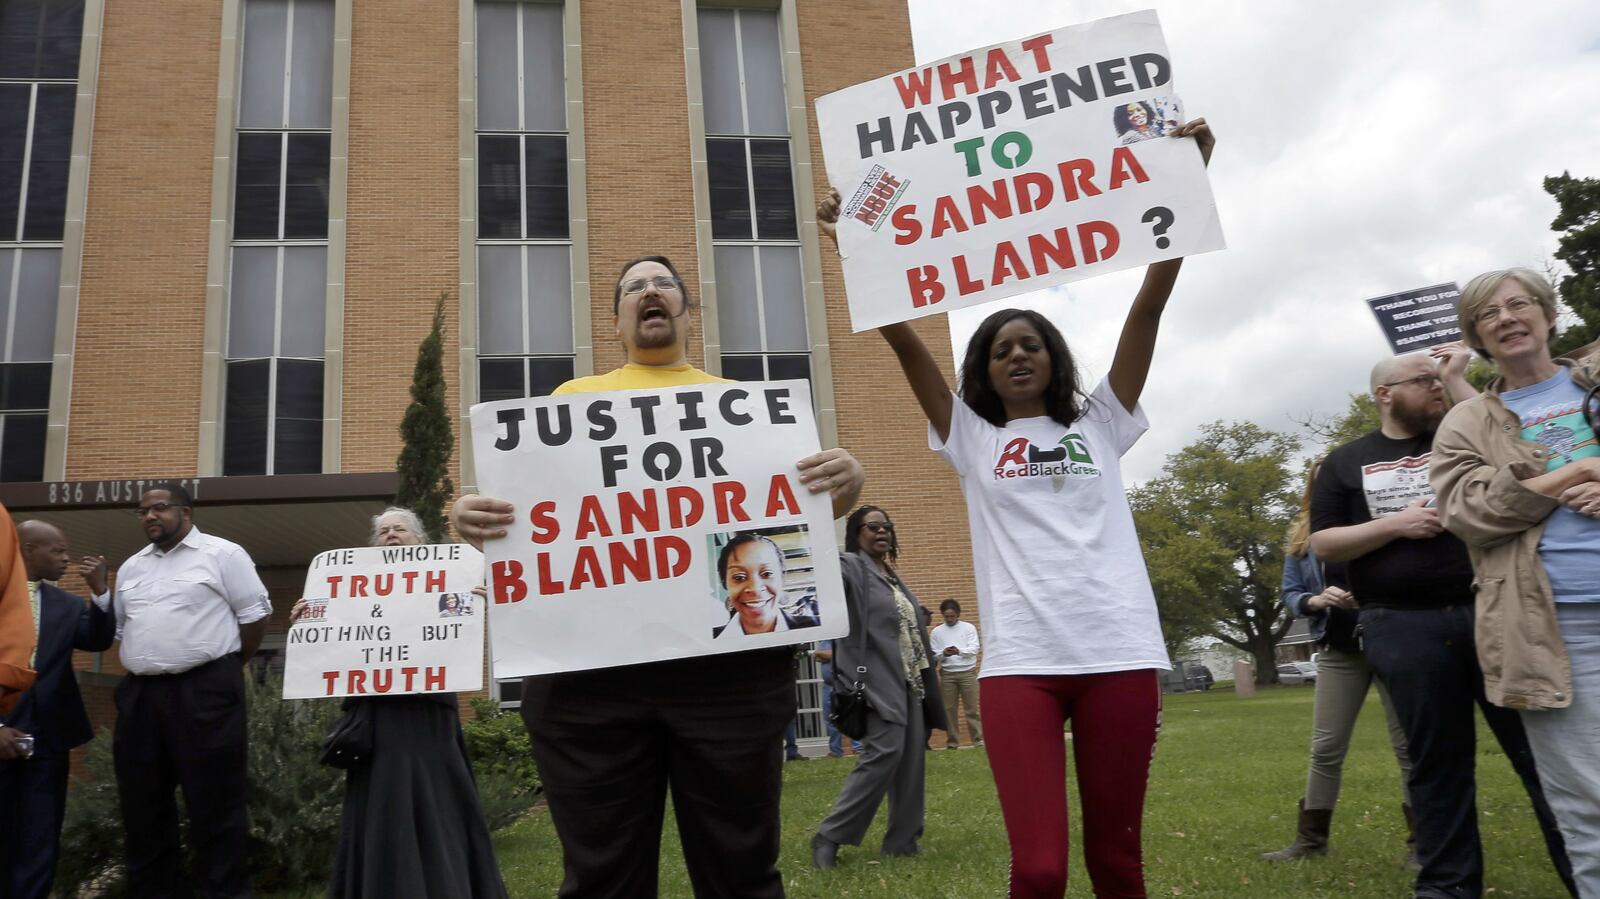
[862,522,894,534]
[133,502,180,517]
[1473,296,1538,327]
[620,276,681,297]
[1381,373,1443,389]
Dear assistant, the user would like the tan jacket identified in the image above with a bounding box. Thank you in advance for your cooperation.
[1430,354,1600,711]
[0,504,37,715]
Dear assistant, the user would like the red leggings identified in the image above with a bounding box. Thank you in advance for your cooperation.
[981,670,1162,899]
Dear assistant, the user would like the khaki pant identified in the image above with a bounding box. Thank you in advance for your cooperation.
[940,667,983,747]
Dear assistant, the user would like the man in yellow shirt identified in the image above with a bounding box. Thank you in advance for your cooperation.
[456,254,864,898]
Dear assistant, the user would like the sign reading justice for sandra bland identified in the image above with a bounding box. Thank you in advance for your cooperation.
[816,10,1225,331]
[470,381,848,677]
[282,544,486,699]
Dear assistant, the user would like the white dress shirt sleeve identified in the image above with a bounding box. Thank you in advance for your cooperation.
[217,545,271,624]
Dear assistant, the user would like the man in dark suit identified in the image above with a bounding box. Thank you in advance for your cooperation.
[0,520,114,899]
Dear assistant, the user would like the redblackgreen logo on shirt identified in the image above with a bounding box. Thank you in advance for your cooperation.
[992,433,1101,480]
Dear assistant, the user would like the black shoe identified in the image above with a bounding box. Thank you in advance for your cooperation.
[811,833,839,870]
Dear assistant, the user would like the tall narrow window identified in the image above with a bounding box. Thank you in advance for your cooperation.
[698,7,808,384]
[225,0,333,476]
[0,0,84,481]
[475,0,574,402]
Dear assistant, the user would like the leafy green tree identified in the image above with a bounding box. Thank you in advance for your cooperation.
[1130,422,1301,685]
[396,293,455,542]
[1545,172,1600,356]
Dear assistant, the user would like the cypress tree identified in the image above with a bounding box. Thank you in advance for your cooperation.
[395,293,455,542]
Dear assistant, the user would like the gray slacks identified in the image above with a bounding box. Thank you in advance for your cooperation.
[816,686,925,853]
[1305,645,1412,810]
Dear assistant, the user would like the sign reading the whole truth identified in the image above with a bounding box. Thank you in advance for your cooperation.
[283,544,486,699]
[470,380,848,677]
[816,10,1225,331]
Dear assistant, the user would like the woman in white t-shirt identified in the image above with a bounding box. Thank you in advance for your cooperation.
[818,118,1212,899]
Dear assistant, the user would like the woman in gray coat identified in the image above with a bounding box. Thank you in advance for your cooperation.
[811,505,947,869]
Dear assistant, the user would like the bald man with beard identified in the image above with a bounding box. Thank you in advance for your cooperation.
[1308,351,1575,899]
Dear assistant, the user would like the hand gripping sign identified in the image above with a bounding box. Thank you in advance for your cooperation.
[470,380,848,677]
[816,10,1225,331]
[283,544,486,699]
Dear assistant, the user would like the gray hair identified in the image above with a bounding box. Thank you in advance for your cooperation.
[370,506,427,546]
[1458,267,1559,359]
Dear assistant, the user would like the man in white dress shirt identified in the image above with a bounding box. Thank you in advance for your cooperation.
[99,485,270,899]
[929,599,983,750]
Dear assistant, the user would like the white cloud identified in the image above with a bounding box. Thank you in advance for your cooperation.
[898,0,1600,482]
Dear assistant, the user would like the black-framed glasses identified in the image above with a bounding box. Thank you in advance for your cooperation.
[133,502,180,517]
[1381,373,1443,389]
[619,276,681,296]
[862,522,894,534]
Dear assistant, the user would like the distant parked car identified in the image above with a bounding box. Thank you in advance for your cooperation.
[1184,663,1214,691]
[1276,661,1318,685]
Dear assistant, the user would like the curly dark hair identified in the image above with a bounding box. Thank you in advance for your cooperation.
[1113,101,1157,136]
[715,531,786,585]
[612,254,693,314]
[957,308,1085,428]
[843,505,898,563]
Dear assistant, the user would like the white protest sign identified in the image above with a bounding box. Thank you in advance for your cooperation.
[282,544,486,699]
[816,10,1224,331]
[470,380,848,677]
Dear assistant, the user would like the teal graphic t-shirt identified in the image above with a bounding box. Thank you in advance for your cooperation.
[1500,368,1600,602]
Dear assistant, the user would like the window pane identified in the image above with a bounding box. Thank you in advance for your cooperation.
[767,353,811,385]
[707,138,751,240]
[525,244,572,354]
[224,359,271,475]
[524,135,568,239]
[286,0,333,129]
[279,246,326,357]
[0,84,29,240]
[0,413,46,482]
[521,1,565,132]
[0,252,10,354]
[757,245,806,352]
[749,139,796,240]
[238,0,289,129]
[712,245,759,353]
[696,9,741,135]
[0,362,51,409]
[22,83,74,241]
[738,10,788,136]
[477,244,524,355]
[11,248,61,362]
[495,677,523,706]
[720,354,764,383]
[477,357,525,403]
[474,2,519,131]
[477,134,522,238]
[527,356,573,398]
[274,358,323,474]
[283,132,329,238]
[228,246,278,358]
[234,132,283,239]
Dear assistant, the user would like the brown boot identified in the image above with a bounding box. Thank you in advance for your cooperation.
[1261,799,1333,860]
[1402,803,1421,871]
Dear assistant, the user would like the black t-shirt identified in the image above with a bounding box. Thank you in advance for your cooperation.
[1309,430,1473,609]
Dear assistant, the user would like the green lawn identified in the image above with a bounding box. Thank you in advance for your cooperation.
[486,687,1569,898]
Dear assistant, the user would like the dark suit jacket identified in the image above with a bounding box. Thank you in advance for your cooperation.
[7,584,115,754]
[835,554,948,732]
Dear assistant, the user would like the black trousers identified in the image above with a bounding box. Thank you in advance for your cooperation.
[113,655,251,899]
[0,749,70,899]
[521,648,795,899]
[1361,604,1575,898]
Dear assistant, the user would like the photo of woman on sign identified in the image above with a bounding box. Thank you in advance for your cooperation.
[711,528,821,638]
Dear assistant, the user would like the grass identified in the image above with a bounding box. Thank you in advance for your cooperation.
[481,686,1570,898]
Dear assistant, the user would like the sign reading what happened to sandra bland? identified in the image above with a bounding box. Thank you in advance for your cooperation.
[470,380,848,677]
[283,544,486,699]
[817,10,1225,332]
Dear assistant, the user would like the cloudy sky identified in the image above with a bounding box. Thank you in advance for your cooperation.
[900,0,1600,483]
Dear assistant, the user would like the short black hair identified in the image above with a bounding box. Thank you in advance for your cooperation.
[149,483,194,508]
[716,531,785,584]
[958,307,1085,428]
[612,255,691,314]
[843,505,898,563]
[939,599,960,614]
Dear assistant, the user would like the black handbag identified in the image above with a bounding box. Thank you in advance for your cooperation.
[319,702,375,769]
[829,562,876,741]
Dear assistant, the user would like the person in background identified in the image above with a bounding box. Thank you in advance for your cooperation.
[929,599,983,750]
[1432,267,1600,898]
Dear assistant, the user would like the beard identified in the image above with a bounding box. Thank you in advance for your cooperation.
[631,319,680,350]
[1391,400,1444,436]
